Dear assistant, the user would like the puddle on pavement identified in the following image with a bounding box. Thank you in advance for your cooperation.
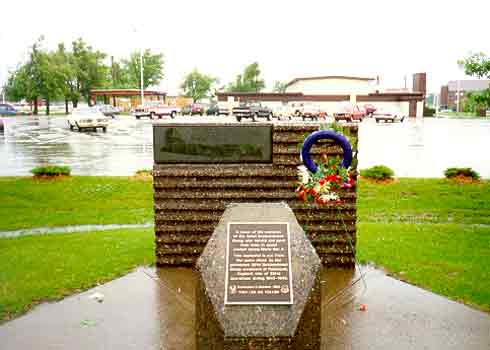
[1,116,490,177]
[1,265,489,350]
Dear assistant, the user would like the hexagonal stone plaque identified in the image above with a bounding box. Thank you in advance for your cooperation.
[196,203,321,349]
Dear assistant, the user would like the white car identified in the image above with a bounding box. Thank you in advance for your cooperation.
[133,103,180,119]
[67,107,109,132]
[272,105,294,120]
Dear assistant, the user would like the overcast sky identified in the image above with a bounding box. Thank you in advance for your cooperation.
[1,0,489,94]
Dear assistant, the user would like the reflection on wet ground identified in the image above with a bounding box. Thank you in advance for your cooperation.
[1,116,490,177]
[1,266,488,350]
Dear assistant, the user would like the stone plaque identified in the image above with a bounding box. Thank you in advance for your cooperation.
[153,125,272,163]
[224,222,293,305]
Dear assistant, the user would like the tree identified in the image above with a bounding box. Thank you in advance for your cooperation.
[71,38,109,106]
[458,52,490,113]
[181,69,216,102]
[458,52,490,79]
[109,56,130,89]
[52,43,80,114]
[123,49,164,89]
[272,81,288,93]
[227,62,265,92]
[5,37,61,115]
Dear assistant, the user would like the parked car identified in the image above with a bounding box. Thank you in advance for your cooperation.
[300,103,326,120]
[206,104,230,116]
[272,105,294,120]
[333,103,366,122]
[232,101,273,122]
[181,103,204,116]
[99,104,121,118]
[364,104,377,116]
[0,104,18,116]
[67,107,110,132]
[132,102,160,119]
[373,109,405,123]
[152,105,180,119]
[133,103,179,119]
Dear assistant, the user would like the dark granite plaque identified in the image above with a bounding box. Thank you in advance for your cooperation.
[153,125,272,163]
[225,222,293,305]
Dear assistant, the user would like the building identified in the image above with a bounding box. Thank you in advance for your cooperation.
[439,80,490,111]
[217,74,426,117]
[90,89,166,111]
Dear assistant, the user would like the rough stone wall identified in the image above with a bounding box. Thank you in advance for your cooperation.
[154,123,358,267]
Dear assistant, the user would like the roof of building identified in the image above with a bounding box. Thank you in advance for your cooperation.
[447,80,490,92]
[285,75,376,87]
[90,89,166,97]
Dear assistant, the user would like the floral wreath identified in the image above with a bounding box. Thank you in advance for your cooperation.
[296,130,355,205]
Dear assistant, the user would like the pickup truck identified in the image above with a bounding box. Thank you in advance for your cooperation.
[133,103,180,119]
[333,103,366,122]
[373,109,405,123]
[232,102,273,122]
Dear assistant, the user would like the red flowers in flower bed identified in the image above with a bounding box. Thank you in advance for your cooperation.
[296,156,355,205]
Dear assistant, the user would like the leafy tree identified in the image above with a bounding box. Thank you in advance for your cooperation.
[71,38,109,106]
[52,43,79,113]
[181,69,216,102]
[272,81,287,93]
[458,52,490,79]
[5,37,61,115]
[109,56,130,89]
[227,62,265,92]
[123,50,164,89]
[458,52,490,113]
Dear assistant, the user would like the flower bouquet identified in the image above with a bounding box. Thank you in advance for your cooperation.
[296,155,355,205]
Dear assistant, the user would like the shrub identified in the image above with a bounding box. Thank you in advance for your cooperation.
[135,169,152,176]
[444,167,480,180]
[360,165,394,180]
[424,107,435,117]
[31,166,71,177]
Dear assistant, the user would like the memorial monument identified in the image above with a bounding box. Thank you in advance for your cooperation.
[196,203,321,349]
[152,121,358,267]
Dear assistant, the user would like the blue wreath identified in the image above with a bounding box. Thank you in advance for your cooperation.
[301,130,353,173]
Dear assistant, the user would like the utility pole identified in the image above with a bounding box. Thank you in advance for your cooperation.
[140,49,144,106]
[456,80,460,113]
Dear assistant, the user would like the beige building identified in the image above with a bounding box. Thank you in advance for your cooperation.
[218,74,426,117]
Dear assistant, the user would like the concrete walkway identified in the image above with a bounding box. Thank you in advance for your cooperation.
[1,266,489,350]
[0,223,153,239]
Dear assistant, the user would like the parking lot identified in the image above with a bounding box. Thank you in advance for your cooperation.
[1,114,489,178]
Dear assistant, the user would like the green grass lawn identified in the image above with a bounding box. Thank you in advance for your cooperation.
[0,177,153,231]
[0,177,489,322]
[0,228,154,322]
[438,111,489,118]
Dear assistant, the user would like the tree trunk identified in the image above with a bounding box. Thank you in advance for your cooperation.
[33,98,38,115]
[65,99,69,114]
[46,97,50,116]
[72,99,78,108]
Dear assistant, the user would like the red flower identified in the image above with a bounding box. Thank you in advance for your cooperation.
[308,188,317,196]
[318,179,326,186]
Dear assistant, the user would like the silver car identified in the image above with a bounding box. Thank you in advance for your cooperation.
[67,107,109,132]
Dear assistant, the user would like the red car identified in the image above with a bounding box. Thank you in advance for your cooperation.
[182,103,204,116]
[364,104,377,116]
[334,103,366,122]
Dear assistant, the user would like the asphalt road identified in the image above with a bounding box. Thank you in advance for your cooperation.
[1,115,489,177]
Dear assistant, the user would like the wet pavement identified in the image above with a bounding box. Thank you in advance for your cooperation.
[0,223,153,239]
[1,266,488,350]
[1,115,490,177]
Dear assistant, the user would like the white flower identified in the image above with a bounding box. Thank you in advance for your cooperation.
[297,165,310,185]
[319,192,339,202]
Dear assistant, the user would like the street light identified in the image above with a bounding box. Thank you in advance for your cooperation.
[132,26,144,106]
[140,48,144,106]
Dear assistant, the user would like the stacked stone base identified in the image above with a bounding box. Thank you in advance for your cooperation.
[154,124,358,267]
